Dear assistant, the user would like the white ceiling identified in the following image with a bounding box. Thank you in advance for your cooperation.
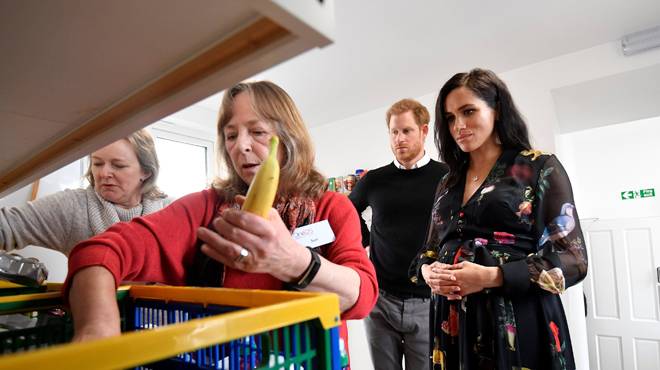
[191,0,660,128]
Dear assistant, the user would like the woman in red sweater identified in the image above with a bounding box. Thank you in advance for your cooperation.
[65,81,378,352]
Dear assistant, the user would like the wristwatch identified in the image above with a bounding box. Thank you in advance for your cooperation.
[287,247,321,290]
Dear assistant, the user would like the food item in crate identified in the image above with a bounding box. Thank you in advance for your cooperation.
[242,136,280,218]
[0,252,48,287]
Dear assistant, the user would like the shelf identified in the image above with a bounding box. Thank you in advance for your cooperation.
[0,0,334,197]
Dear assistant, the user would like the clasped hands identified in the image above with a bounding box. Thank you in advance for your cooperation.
[421,261,503,300]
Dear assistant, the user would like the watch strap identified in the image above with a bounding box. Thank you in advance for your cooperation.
[287,247,321,290]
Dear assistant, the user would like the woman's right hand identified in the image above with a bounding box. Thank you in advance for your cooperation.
[421,262,462,300]
[196,204,309,282]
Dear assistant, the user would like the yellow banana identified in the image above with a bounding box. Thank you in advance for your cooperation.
[242,135,280,218]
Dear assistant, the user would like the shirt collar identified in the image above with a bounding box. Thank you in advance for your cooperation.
[393,152,431,170]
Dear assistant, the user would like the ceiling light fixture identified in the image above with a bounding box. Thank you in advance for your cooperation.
[621,25,660,56]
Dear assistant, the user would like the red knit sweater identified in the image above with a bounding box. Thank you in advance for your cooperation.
[65,189,378,364]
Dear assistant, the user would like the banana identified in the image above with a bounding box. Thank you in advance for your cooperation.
[242,135,280,218]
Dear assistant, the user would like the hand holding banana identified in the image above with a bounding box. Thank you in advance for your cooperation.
[197,135,308,279]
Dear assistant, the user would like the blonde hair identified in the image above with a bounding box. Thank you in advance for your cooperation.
[86,129,166,199]
[386,98,430,128]
[213,81,326,200]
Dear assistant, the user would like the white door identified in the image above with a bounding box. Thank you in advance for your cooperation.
[584,217,660,370]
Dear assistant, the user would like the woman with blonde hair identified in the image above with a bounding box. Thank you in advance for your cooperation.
[0,129,166,255]
[64,81,378,360]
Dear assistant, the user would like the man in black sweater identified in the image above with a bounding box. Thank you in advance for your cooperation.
[349,99,448,370]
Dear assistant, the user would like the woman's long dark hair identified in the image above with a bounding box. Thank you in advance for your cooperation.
[434,68,532,188]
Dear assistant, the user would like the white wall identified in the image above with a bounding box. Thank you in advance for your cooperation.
[310,40,660,370]
[557,116,660,220]
[310,91,438,179]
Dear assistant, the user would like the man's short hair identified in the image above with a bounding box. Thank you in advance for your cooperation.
[386,99,430,128]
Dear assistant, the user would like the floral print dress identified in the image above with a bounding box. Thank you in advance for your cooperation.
[410,150,588,370]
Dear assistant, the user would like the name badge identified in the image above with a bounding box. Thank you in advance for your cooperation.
[292,220,336,248]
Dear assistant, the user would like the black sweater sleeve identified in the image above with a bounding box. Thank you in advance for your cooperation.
[348,174,370,247]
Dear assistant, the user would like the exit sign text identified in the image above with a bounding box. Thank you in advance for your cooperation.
[621,188,655,200]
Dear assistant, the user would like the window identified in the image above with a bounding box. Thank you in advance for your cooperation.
[150,127,215,200]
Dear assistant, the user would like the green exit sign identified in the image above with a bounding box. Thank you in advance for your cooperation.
[621,188,655,200]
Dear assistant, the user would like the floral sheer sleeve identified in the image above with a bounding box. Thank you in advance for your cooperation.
[502,155,588,296]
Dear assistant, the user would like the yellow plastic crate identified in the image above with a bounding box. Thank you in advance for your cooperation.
[0,285,344,369]
[0,281,62,296]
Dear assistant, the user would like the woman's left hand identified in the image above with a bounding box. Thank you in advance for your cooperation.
[195,196,309,282]
[446,261,503,296]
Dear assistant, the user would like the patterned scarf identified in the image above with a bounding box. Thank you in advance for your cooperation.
[218,195,317,231]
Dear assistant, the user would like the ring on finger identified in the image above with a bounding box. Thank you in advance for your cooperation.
[234,247,249,263]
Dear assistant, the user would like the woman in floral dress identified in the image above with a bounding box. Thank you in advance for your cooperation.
[410,68,588,370]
